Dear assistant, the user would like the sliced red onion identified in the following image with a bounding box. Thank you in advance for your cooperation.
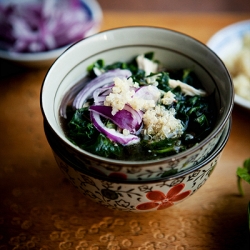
[89,104,142,132]
[123,104,143,131]
[0,0,96,52]
[59,76,92,119]
[134,85,161,102]
[73,69,132,109]
[93,85,113,104]
[90,111,140,146]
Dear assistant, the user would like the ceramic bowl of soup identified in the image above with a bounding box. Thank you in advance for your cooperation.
[46,117,231,212]
[41,26,234,181]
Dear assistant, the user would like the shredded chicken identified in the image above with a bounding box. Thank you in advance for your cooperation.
[136,54,158,76]
[169,79,207,96]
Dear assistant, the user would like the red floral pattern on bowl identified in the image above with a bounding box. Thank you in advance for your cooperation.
[136,183,191,211]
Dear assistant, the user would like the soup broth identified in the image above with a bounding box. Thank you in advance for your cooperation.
[59,53,216,161]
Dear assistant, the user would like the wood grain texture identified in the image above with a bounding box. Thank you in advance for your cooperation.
[0,12,250,250]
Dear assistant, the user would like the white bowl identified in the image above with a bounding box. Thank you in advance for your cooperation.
[0,0,102,68]
[207,19,250,110]
[41,26,234,180]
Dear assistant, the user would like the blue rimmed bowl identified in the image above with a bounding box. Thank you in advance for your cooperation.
[207,19,250,110]
[0,0,102,67]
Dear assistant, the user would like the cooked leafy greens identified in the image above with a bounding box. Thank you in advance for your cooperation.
[60,53,216,160]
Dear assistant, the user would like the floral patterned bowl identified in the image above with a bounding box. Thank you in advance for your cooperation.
[41,27,234,181]
[47,118,231,212]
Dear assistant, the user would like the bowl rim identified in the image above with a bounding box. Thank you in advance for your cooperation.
[0,0,103,63]
[41,25,234,166]
[50,117,231,184]
[207,19,250,49]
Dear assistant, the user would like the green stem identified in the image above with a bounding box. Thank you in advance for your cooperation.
[237,176,244,196]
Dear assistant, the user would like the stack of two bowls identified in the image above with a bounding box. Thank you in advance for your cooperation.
[41,27,234,212]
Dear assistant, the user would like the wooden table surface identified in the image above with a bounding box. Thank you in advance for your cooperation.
[0,11,250,250]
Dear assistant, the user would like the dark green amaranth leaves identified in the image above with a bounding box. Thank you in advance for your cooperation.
[67,107,98,148]
[87,133,123,158]
[67,108,122,158]
[64,53,215,160]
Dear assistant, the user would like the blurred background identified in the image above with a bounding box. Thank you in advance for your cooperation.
[97,0,250,12]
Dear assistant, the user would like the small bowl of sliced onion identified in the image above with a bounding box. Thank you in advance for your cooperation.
[41,26,234,182]
[0,0,102,67]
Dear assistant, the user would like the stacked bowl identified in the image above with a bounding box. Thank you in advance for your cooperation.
[40,27,234,212]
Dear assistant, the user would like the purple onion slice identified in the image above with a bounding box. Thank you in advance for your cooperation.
[90,111,140,146]
[89,104,143,133]
[73,69,132,109]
